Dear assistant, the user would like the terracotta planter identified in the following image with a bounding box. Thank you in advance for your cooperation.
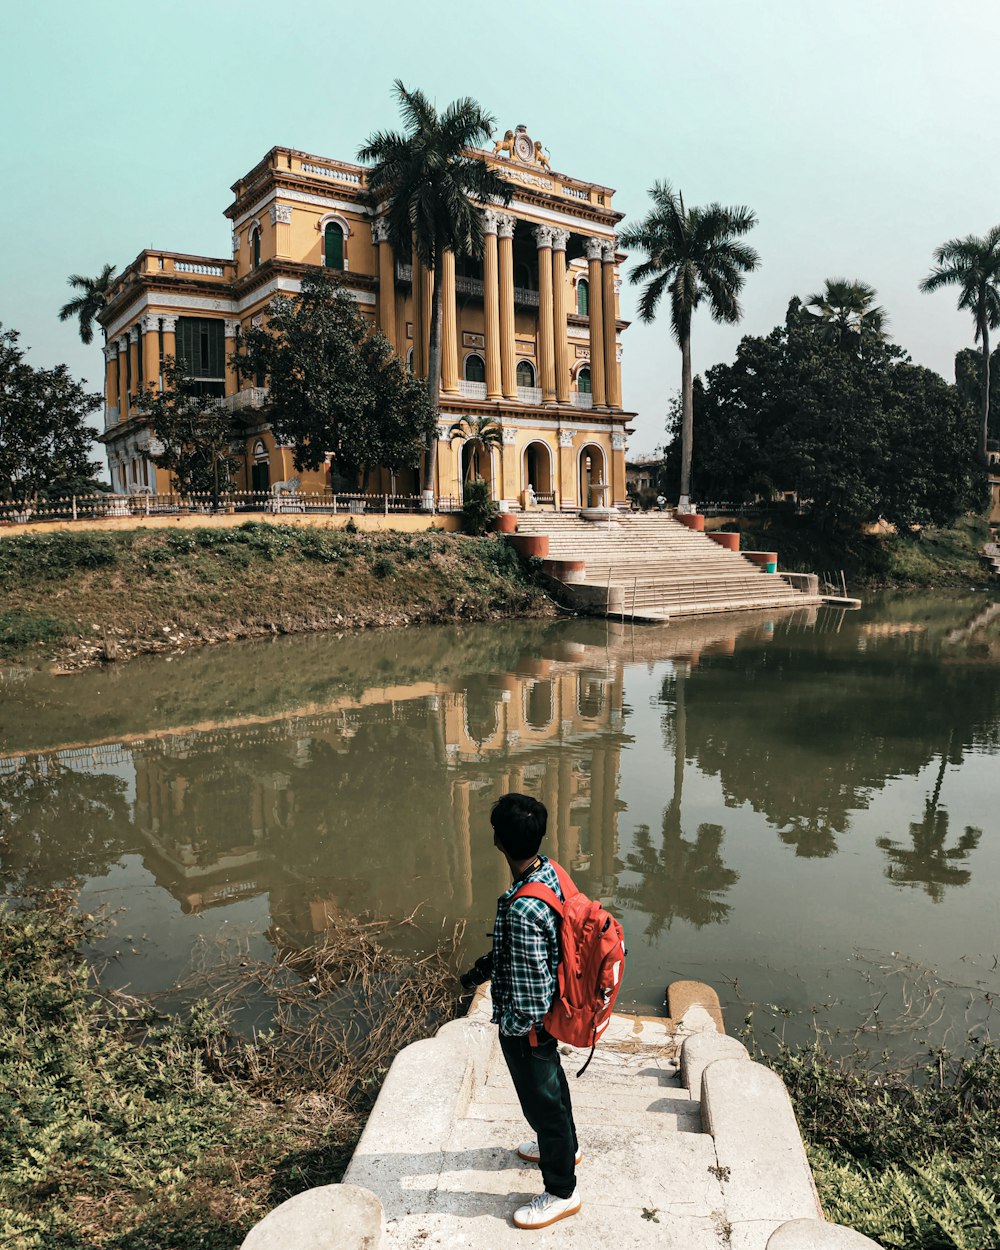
[541,558,586,583]
[677,512,705,531]
[745,550,779,572]
[492,512,517,534]
[708,531,740,552]
[510,534,549,559]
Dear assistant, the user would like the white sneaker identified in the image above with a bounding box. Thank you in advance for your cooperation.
[512,1188,581,1229]
[516,1139,582,1165]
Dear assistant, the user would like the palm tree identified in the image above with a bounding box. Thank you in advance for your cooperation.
[619,183,759,511]
[920,226,1000,464]
[358,82,511,504]
[805,278,888,354]
[449,415,503,481]
[58,264,118,345]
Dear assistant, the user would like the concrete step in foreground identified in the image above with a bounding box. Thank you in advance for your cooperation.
[240,982,884,1250]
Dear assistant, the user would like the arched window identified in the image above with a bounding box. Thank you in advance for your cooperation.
[577,366,591,394]
[464,353,486,383]
[516,360,535,388]
[406,347,414,374]
[577,278,589,316]
[250,226,261,270]
[324,222,344,270]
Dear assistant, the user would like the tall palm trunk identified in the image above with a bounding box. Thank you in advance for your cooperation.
[679,324,693,510]
[422,254,444,504]
[980,316,991,467]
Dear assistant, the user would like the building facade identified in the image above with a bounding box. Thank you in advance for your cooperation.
[97,126,635,508]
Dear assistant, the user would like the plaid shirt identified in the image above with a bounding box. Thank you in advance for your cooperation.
[491,855,562,1038]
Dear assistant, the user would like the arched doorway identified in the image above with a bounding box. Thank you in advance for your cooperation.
[460,441,495,498]
[523,441,552,499]
[251,439,270,494]
[579,444,607,509]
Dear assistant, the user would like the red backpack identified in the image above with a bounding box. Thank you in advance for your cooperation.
[513,859,627,1076]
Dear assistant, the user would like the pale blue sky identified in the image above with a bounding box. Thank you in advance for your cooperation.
[3,0,998,456]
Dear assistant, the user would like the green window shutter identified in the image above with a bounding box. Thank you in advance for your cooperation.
[252,230,260,269]
[175,318,225,379]
[577,279,589,316]
[325,223,344,269]
[578,367,591,394]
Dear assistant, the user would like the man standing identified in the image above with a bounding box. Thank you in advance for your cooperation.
[489,792,581,1230]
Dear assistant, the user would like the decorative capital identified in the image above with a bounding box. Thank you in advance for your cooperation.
[140,313,159,334]
[371,217,390,245]
[585,237,604,262]
[532,224,555,250]
[482,208,500,235]
[160,315,177,333]
[496,212,517,239]
[224,318,239,338]
[601,239,617,264]
[103,343,119,362]
[558,429,575,448]
[502,426,517,445]
[270,203,292,226]
[128,325,139,343]
[147,437,165,457]
[611,433,627,451]
[550,228,570,252]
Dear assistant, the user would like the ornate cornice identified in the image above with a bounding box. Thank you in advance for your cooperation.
[270,203,293,226]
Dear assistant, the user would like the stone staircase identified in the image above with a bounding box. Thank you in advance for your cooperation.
[515,512,822,620]
[242,982,883,1250]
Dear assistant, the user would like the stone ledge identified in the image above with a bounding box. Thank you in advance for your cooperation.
[680,1030,749,1096]
[239,1183,383,1250]
[702,1057,821,1226]
[767,1217,885,1249]
[667,978,726,1033]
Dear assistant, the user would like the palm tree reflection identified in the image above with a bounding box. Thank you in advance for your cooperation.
[617,668,738,939]
[877,751,981,902]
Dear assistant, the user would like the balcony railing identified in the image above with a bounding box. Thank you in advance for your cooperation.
[458,380,487,400]
[220,387,270,412]
[517,386,542,405]
[571,392,593,409]
[395,261,540,307]
[513,286,540,307]
[455,274,484,297]
[104,405,120,430]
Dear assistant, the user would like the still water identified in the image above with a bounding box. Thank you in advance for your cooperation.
[2,595,998,1053]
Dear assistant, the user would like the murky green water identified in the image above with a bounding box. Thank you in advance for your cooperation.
[2,594,998,1052]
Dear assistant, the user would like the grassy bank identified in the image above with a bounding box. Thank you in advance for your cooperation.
[0,892,460,1250]
[733,515,994,589]
[0,524,551,670]
[755,1039,1000,1248]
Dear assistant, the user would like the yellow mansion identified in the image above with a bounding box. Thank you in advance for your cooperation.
[97,125,635,508]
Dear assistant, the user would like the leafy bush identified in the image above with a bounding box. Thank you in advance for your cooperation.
[460,480,498,536]
[371,556,395,579]
[0,533,118,585]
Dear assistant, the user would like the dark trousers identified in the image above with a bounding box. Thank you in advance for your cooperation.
[499,1027,578,1199]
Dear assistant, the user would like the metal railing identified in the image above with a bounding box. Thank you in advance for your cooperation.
[0,490,430,525]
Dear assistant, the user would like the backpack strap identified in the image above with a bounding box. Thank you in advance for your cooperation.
[511,882,564,916]
[547,859,579,901]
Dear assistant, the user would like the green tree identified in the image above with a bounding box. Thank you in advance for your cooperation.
[238,272,434,489]
[920,226,1000,464]
[449,415,503,481]
[678,315,980,529]
[137,357,242,504]
[358,81,511,503]
[805,278,888,355]
[619,182,759,510]
[0,324,102,498]
[57,264,118,345]
[955,346,1000,445]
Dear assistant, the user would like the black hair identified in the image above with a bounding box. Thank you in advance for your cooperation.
[490,792,547,860]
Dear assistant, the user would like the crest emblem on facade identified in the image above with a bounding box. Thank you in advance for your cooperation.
[493,124,551,171]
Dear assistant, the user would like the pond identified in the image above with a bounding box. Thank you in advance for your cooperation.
[2,593,998,1055]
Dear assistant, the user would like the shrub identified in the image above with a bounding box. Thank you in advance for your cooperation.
[371,556,395,579]
[0,611,65,654]
[460,480,498,536]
